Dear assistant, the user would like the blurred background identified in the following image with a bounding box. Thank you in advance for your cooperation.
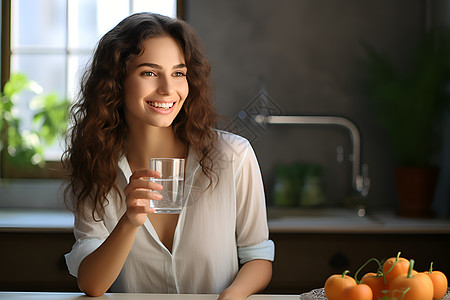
[185,0,450,216]
[1,0,449,215]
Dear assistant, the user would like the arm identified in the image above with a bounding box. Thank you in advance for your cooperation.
[77,169,162,297]
[218,259,273,300]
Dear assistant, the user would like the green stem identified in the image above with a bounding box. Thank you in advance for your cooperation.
[400,287,411,300]
[384,251,402,275]
[342,270,350,278]
[407,259,415,278]
[354,257,383,284]
[428,262,434,273]
[381,287,411,300]
[376,270,387,285]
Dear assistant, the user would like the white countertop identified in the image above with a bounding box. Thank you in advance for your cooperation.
[0,209,74,232]
[0,292,298,300]
[268,208,450,234]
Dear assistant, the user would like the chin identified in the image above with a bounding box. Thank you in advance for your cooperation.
[150,119,176,128]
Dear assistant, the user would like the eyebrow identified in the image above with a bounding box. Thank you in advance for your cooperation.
[136,63,187,69]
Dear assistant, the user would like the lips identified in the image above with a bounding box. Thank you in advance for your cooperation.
[145,100,178,115]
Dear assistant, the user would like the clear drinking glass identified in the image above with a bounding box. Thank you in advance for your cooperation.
[149,158,185,214]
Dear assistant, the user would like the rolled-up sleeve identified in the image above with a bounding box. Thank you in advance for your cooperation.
[65,210,109,277]
[65,238,105,277]
[238,240,275,264]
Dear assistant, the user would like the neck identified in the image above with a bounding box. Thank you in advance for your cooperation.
[126,125,188,172]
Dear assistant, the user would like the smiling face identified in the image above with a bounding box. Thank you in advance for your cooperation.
[123,36,189,130]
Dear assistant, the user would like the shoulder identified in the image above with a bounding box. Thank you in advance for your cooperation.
[213,129,251,160]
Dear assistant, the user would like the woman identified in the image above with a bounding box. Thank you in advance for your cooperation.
[63,13,274,299]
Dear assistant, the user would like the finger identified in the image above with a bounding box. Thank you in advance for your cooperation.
[127,197,150,209]
[139,178,163,191]
[136,178,163,191]
[126,198,158,217]
[130,169,161,180]
[124,176,163,196]
[128,170,162,191]
[126,190,163,203]
[127,204,155,215]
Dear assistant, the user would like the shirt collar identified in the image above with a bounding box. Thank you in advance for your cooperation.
[118,155,133,182]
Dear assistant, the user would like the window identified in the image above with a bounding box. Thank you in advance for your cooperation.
[1,0,183,179]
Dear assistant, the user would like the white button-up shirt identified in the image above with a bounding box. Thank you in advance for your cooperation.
[65,130,275,294]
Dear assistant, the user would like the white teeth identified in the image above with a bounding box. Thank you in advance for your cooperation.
[149,101,174,109]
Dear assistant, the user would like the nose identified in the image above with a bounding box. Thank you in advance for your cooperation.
[156,75,174,95]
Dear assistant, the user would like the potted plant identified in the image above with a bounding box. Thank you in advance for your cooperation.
[0,73,70,178]
[362,29,450,217]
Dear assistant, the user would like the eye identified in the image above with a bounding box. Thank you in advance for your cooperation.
[141,71,156,77]
[173,71,186,77]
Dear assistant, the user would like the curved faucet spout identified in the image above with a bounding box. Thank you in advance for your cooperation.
[255,115,365,193]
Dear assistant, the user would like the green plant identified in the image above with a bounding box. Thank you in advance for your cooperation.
[0,73,70,170]
[362,29,450,167]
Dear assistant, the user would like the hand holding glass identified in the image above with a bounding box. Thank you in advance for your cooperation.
[149,158,185,214]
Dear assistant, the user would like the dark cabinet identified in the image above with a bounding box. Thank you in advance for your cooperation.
[0,231,78,292]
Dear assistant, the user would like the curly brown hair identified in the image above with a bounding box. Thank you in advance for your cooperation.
[63,13,217,220]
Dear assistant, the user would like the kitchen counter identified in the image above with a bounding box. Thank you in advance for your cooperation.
[268,207,450,233]
[0,292,297,300]
[0,209,73,232]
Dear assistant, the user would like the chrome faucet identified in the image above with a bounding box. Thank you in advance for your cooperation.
[255,115,370,197]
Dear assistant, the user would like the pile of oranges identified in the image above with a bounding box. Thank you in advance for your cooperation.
[324,252,448,300]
